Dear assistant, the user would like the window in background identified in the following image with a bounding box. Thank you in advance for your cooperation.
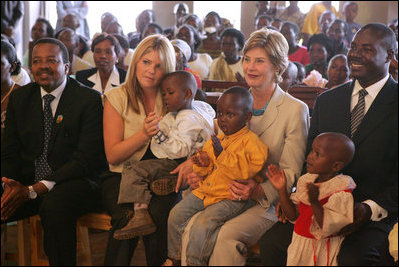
[193,1,241,30]
[48,1,152,39]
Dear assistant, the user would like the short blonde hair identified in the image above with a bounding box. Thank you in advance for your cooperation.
[243,29,289,83]
[124,34,176,114]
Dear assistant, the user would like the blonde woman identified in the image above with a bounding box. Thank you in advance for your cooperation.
[175,28,310,265]
[101,34,176,266]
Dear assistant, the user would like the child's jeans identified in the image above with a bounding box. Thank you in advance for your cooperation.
[167,192,255,266]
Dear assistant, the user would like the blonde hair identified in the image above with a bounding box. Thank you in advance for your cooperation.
[123,34,176,114]
[243,29,289,83]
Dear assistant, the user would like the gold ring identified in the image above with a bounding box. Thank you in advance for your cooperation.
[238,197,242,201]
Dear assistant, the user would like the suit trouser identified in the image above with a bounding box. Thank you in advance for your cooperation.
[101,172,179,266]
[1,179,99,266]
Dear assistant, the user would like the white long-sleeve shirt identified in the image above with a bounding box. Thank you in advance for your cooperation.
[151,101,215,159]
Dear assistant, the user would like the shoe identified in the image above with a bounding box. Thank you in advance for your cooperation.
[150,176,178,195]
[113,209,156,240]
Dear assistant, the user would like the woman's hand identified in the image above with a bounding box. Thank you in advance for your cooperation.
[228,178,259,201]
[143,111,162,138]
[171,158,193,192]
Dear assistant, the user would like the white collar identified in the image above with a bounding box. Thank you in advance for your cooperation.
[40,76,67,99]
[352,74,389,100]
[88,66,120,94]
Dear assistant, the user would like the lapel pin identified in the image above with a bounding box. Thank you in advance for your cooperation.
[56,115,63,124]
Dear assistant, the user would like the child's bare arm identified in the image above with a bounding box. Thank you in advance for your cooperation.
[265,164,298,221]
[307,183,324,228]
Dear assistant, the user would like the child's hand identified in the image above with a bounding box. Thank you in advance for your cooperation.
[192,148,210,167]
[143,112,162,138]
[265,164,286,191]
[306,183,320,204]
[211,134,223,158]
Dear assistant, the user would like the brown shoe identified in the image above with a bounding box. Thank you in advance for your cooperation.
[150,176,177,195]
[113,209,156,240]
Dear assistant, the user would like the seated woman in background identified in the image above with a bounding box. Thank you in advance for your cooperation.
[305,33,334,79]
[1,34,31,85]
[22,18,54,68]
[327,19,349,56]
[209,28,246,84]
[198,11,222,59]
[183,14,203,37]
[293,61,306,85]
[303,54,350,89]
[112,34,134,71]
[279,61,298,92]
[78,35,95,66]
[176,24,213,80]
[1,40,21,141]
[280,21,311,67]
[325,54,350,89]
[76,33,126,97]
[171,39,206,101]
[141,23,163,40]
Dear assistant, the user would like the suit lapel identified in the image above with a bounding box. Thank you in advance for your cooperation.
[339,82,354,137]
[28,85,45,154]
[352,78,396,145]
[250,87,284,136]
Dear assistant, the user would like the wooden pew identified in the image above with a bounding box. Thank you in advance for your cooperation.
[202,80,249,110]
[288,85,327,112]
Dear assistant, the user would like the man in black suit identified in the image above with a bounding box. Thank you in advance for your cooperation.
[1,38,107,265]
[259,23,398,265]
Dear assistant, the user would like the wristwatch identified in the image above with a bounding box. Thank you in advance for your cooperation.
[28,186,37,199]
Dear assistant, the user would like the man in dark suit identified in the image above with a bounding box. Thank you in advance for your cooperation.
[259,23,398,265]
[1,38,107,265]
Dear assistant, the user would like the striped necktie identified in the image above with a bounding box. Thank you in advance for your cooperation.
[350,89,368,137]
[34,94,55,182]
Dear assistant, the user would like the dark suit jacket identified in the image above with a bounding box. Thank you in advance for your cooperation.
[75,67,127,89]
[308,77,398,222]
[1,77,108,186]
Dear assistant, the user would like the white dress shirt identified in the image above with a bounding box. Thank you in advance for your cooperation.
[351,74,390,221]
[38,77,67,191]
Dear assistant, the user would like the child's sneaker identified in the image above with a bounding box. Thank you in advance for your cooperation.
[150,176,178,195]
[113,209,156,240]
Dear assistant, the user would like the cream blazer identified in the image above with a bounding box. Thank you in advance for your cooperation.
[104,86,164,173]
[248,85,310,209]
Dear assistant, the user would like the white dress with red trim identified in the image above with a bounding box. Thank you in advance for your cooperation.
[287,173,356,266]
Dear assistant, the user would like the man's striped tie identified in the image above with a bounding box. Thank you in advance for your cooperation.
[350,89,368,137]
